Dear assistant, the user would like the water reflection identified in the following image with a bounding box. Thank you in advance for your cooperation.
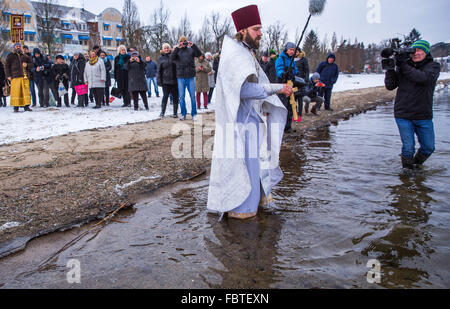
[362,173,435,288]
[204,211,283,289]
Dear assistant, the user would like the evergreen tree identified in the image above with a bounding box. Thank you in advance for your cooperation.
[404,28,421,46]
[302,30,321,70]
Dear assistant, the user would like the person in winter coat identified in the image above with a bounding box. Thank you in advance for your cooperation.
[195,54,211,109]
[295,49,309,82]
[126,50,149,111]
[302,72,325,115]
[145,55,159,97]
[267,49,278,83]
[275,42,300,132]
[51,55,70,107]
[114,45,131,107]
[23,45,37,107]
[32,48,52,108]
[259,51,270,74]
[316,53,339,111]
[212,52,220,85]
[0,59,6,107]
[5,43,33,112]
[157,43,179,118]
[385,40,440,169]
[171,36,203,121]
[99,51,112,106]
[205,52,215,104]
[70,53,88,107]
[84,50,106,109]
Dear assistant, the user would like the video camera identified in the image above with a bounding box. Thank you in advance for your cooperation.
[381,38,415,70]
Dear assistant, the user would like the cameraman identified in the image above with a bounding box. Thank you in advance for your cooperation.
[385,40,440,169]
[171,36,202,121]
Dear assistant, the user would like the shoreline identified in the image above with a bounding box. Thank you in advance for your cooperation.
[1,81,448,259]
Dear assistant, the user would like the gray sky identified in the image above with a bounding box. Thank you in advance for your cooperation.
[62,0,449,46]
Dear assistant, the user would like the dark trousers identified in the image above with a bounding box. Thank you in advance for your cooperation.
[208,87,214,103]
[1,95,6,106]
[51,85,69,107]
[323,87,333,110]
[89,89,94,102]
[161,84,179,116]
[37,80,50,107]
[131,91,149,110]
[103,86,110,106]
[90,88,104,107]
[278,94,292,131]
[71,88,77,104]
[29,80,36,106]
[120,88,131,106]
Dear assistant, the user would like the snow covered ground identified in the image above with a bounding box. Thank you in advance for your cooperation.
[1,72,449,145]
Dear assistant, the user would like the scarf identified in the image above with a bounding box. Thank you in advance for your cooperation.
[117,54,127,70]
[89,56,99,66]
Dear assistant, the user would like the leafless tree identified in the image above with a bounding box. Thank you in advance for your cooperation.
[34,0,63,56]
[144,0,170,56]
[263,21,289,54]
[209,11,232,52]
[197,16,213,53]
[169,13,195,47]
[0,0,10,58]
[122,0,142,50]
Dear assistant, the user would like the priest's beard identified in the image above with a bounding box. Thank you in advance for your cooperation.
[244,31,261,50]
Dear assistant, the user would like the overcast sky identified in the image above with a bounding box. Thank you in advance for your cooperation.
[62,0,449,46]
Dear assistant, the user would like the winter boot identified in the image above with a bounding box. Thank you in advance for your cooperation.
[311,106,317,115]
[24,106,33,112]
[13,107,19,113]
[414,151,430,166]
[401,155,414,169]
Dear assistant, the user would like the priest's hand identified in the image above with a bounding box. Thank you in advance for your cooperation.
[278,84,293,97]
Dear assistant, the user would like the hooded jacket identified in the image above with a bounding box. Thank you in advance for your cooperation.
[32,49,52,85]
[316,53,339,89]
[275,50,299,81]
[385,53,440,120]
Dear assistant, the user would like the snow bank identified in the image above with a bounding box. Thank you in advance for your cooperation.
[1,73,449,145]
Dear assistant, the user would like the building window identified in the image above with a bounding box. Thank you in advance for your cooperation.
[3,14,10,23]
[104,24,109,31]
[103,39,111,46]
[25,16,31,24]
[25,34,35,42]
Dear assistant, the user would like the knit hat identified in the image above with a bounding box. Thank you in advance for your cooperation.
[56,55,64,60]
[285,42,296,51]
[231,5,261,32]
[33,48,41,55]
[311,72,320,81]
[411,40,431,54]
[13,42,21,48]
[205,52,212,58]
[269,49,277,56]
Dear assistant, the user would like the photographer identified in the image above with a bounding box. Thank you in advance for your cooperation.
[171,36,202,121]
[385,40,440,169]
[32,48,52,108]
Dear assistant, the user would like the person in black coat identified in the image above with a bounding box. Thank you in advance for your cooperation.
[114,45,131,107]
[0,59,6,107]
[385,40,440,169]
[51,55,70,107]
[295,49,309,82]
[302,72,325,115]
[157,43,179,118]
[212,52,220,84]
[126,50,148,110]
[259,51,270,75]
[266,50,277,83]
[171,36,202,120]
[69,53,88,107]
[316,53,339,111]
[32,48,52,108]
[100,51,112,106]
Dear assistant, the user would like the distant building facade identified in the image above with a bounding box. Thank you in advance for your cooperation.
[1,0,123,57]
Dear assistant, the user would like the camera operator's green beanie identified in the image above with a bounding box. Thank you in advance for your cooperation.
[411,40,431,54]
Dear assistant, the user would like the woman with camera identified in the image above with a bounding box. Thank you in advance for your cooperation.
[385,39,441,169]
[126,50,149,111]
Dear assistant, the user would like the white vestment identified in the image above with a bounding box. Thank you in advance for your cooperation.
[207,36,287,213]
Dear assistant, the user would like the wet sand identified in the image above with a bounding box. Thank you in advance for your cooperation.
[0,82,447,258]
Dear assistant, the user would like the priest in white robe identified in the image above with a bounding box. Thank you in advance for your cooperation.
[207,5,293,219]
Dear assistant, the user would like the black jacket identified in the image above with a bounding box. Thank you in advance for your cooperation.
[103,58,112,87]
[0,60,5,89]
[69,55,86,87]
[171,44,202,78]
[157,52,177,86]
[32,55,52,85]
[213,56,220,83]
[385,54,441,120]
[295,57,309,82]
[267,58,277,83]
[125,58,147,92]
[114,54,131,90]
[51,63,70,88]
